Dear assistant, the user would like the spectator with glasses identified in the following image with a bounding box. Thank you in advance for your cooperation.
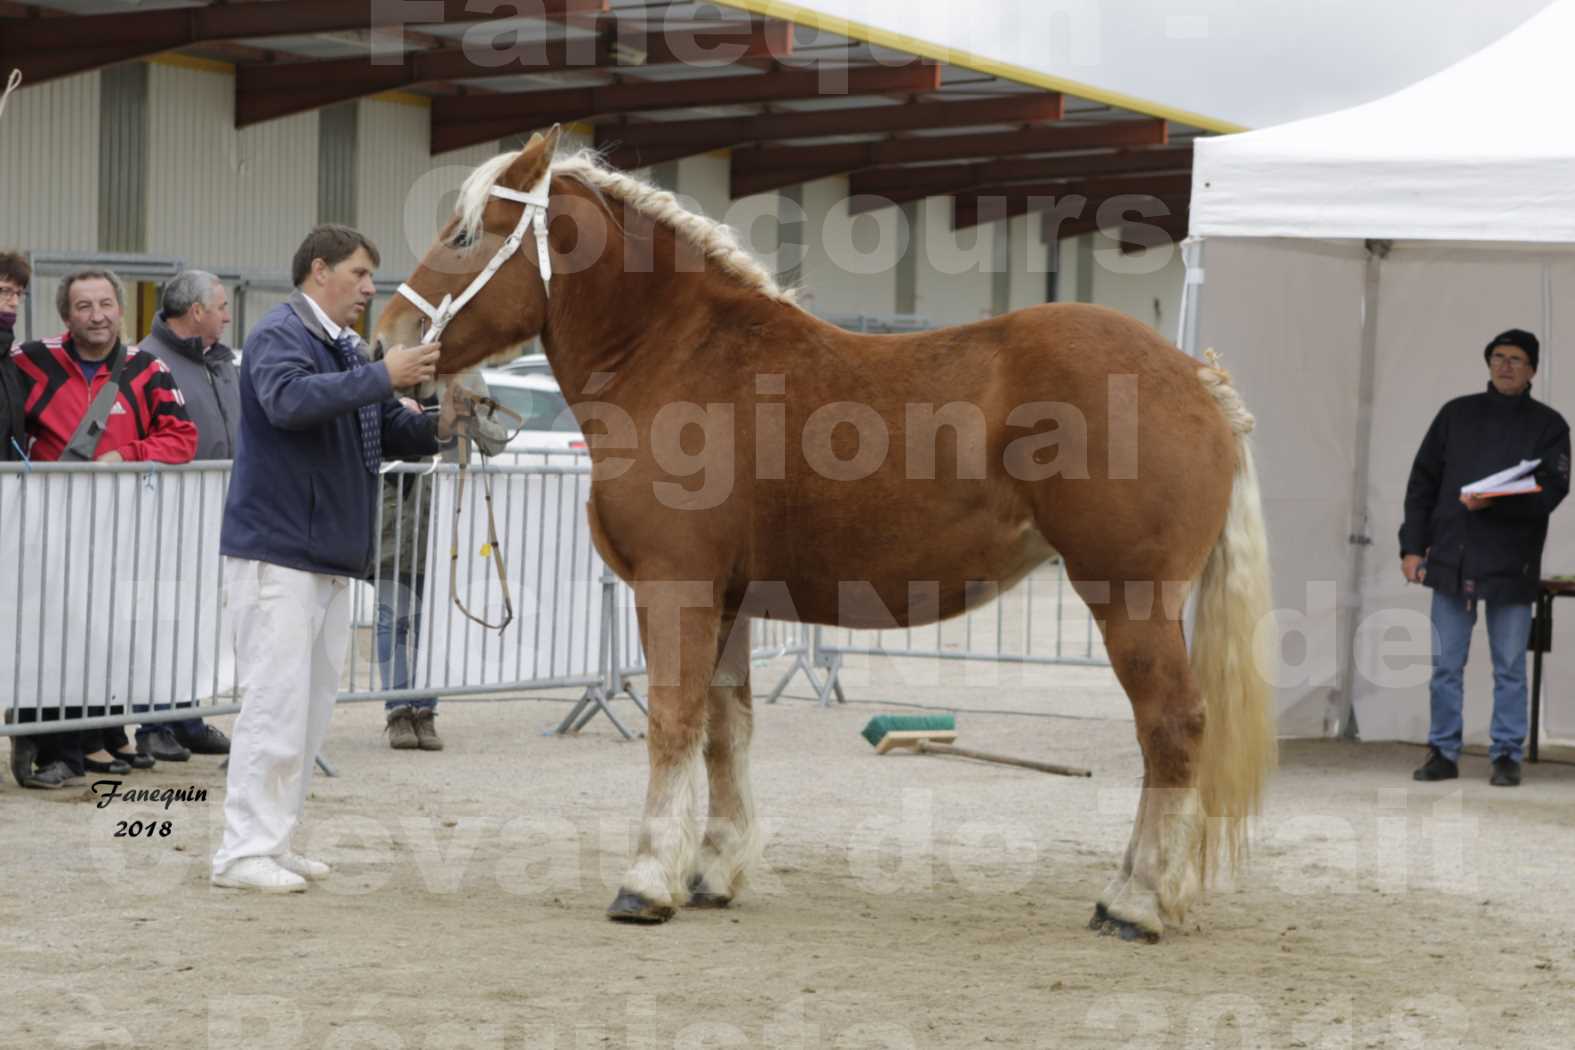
[1401,329,1570,787]
[0,251,27,461]
[0,250,44,785]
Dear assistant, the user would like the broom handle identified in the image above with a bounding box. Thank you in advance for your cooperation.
[916,740,1091,778]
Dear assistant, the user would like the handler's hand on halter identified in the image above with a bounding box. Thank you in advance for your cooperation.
[384,342,441,389]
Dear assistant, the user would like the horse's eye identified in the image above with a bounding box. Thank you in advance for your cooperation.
[449,229,473,250]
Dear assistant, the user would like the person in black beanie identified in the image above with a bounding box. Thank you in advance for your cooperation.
[1400,328,1570,787]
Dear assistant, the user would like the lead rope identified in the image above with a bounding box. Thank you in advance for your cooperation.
[400,167,548,632]
[448,393,526,633]
[0,70,21,122]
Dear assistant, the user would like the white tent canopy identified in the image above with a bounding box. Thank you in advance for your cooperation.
[1182,0,1575,750]
[1191,0,1575,243]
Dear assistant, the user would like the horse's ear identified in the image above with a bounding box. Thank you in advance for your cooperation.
[507,126,562,190]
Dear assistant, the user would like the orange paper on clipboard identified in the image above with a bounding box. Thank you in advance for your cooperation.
[1469,484,1542,498]
[1461,459,1540,498]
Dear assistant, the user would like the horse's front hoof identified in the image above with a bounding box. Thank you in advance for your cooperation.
[1090,912,1161,945]
[607,890,675,924]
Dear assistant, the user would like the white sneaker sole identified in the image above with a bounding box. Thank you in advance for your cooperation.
[278,864,330,882]
[210,874,307,894]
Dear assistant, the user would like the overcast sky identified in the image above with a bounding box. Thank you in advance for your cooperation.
[754,0,1560,127]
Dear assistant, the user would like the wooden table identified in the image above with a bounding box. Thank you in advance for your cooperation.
[1527,578,1575,762]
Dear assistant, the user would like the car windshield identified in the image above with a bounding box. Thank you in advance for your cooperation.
[488,385,578,433]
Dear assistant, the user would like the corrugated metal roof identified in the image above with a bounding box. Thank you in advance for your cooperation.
[3,0,1207,221]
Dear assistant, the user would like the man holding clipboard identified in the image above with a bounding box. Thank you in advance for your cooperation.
[1401,329,1570,786]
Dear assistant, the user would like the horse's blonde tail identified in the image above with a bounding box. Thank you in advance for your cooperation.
[1191,353,1277,884]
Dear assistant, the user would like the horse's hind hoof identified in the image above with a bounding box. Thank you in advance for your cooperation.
[1114,921,1160,944]
[607,890,675,924]
[1090,913,1161,945]
[685,874,732,909]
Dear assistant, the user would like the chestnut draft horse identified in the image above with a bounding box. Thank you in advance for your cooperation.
[375,128,1276,942]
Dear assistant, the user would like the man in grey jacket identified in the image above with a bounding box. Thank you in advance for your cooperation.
[143,271,238,458]
[135,269,238,760]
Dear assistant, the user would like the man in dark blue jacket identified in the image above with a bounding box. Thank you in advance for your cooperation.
[212,225,448,893]
[1401,329,1570,788]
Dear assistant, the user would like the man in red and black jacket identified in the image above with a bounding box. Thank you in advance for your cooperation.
[7,268,197,789]
[13,269,197,464]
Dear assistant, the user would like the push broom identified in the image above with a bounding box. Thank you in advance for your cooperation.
[861,714,1091,777]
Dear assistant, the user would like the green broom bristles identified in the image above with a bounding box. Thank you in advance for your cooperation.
[860,713,957,749]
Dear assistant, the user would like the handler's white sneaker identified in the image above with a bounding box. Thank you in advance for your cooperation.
[211,856,307,893]
[276,852,331,881]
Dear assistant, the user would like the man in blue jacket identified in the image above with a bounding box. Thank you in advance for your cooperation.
[1401,329,1570,788]
[212,225,449,893]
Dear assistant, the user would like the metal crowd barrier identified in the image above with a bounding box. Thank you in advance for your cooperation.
[1,461,238,737]
[804,562,1111,706]
[607,604,820,718]
[0,461,1106,745]
[0,460,804,745]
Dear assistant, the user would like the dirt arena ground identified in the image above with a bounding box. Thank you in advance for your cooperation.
[2,654,1573,1050]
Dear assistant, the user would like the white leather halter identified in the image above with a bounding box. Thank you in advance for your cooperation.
[396,169,552,343]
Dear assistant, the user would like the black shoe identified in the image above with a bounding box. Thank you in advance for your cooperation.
[9,733,37,787]
[137,729,191,763]
[84,755,132,775]
[1490,757,1522,787]
[111,749,156,770]
[21,759,77,789]
[1412,747,1459,781]
[174,724,230,755]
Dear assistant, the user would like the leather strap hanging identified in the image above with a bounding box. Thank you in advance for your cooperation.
[442,384,525,633]
[60,348,131,462]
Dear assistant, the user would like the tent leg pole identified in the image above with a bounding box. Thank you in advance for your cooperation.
[1178,237,1206,357]
[1332,240,1391,741]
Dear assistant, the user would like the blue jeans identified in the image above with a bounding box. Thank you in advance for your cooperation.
[376,577,437,712]
[1428,590,1532,763]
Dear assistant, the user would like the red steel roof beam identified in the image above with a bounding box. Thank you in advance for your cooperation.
[846,145,1194,213]
[236,8,775,128]
[730,118,1167,198]
[431,60,941,154]
[2,0,589,86]
[599,92,1063,170]
[956,188,1189,231]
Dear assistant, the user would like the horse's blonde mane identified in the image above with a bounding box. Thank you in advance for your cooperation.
[455,147,797,306]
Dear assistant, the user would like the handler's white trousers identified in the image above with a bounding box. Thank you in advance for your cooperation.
[212,558,351,875]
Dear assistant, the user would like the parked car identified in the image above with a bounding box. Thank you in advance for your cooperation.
[496,350,554,378]
[478,369,586,456]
